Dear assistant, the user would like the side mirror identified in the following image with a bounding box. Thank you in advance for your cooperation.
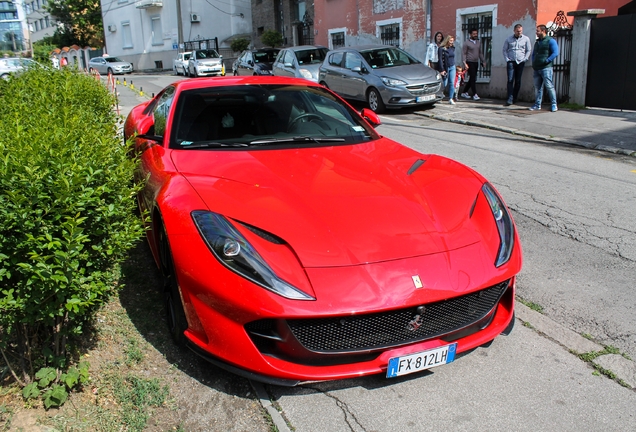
[248,60,254,66]
[284,62,294,68]
[361,108,381,127]
[352,66,362,73]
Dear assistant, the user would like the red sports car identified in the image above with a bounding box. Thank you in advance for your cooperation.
[124,76,522,385]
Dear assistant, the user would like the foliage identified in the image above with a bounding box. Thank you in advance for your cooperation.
[110,374,169,431]
[261,30,284,48]
[0,67,144,404]
[33,41,58,64]
[230,38,250,53]
[46,0,104,47]
[22,361,90,409]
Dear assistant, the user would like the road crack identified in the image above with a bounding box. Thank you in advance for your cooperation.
[302,385,368,432]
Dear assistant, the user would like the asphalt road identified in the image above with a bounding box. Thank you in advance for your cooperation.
[120,75,636,430]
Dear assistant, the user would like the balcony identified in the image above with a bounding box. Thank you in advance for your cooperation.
[135,0,163,8]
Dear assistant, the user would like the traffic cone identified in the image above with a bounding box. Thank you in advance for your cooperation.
[123,78,127,86]
[130,80,134,90]
[139,87,144,96]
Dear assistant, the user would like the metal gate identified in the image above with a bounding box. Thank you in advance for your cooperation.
[547,11,572,103]
[586,14,636,110]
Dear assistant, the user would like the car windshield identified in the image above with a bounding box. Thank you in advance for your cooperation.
[183,53,192,60]
[360,47,421,69]
[105,57,125,63]
[295,48,328,65]
[253,50,279,63]
[170,84,377,149]
[195,50,220,59]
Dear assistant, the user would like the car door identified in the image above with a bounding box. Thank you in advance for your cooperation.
[274,50,296,78]
[321,51,344,94]
[340,52,369,101]
[242,52,255,75]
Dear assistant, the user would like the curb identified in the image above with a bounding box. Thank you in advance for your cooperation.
[516,302,635,390]
[414,111,636,157]
[250,380,292,432]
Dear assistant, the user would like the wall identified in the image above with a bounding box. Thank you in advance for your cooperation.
[537,0,623,25]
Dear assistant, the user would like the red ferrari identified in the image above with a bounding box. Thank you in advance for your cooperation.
[124,76,522,385]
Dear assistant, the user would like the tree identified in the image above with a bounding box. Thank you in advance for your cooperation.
[261,30,283,48]
[230,38,250,53]
[46,0,104,47]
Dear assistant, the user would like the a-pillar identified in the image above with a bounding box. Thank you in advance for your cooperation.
[567,9,605,106]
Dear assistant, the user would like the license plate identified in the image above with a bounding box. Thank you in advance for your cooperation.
[386,343,456,378]
[416,94,436,102]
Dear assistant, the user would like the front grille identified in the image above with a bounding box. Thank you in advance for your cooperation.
[286,280,509,352]
[406,82,441,96]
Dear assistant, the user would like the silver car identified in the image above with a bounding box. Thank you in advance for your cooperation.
[318,45,443,113]
[187,49,225,77]
[88,56,133,75]
[0,57,37,80]
[272,45,328,82]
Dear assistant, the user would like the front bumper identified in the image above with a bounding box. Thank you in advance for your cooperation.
[381,81,443,108]
[195,64,224,76]
[168,229,521,384]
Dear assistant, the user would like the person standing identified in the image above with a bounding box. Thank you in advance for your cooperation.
[530,25,559,112]
[460,28,485,100]
[425,32,444,70]
[502,24,532,105]
[438,35,457,105]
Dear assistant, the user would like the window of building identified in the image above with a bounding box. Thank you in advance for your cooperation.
[257,27,264,36]
[457,4,497,82]
[377,18,401,47]
[151,16,163,46]
[122,21,133,49]
[328,28,346,50]
[34,20,39,31]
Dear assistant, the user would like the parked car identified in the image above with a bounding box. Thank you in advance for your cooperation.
[123,75,522,385]
[88,56,133,75]
[187,49,225,77]
[319,45,443,113]
[232,48,280,76]
[173,51,192,76]
[0,57,37,80]
[272,45,328,82]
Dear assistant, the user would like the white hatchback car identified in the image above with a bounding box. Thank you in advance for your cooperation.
[187,49,225,77]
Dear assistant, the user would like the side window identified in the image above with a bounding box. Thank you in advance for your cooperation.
[284,51,296,66]
[275,50,285,64]
[247,53,253,64]
[328,52,344,67]
[344,53,362,70]
[153,87,176,137]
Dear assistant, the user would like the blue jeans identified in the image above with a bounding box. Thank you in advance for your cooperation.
[443,65,456,99]
[533,67,557,107]
[507,61,525,102]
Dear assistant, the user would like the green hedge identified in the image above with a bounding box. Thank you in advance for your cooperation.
[0,67,144,396]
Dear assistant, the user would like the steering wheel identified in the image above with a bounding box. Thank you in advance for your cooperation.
[288,113,323,131]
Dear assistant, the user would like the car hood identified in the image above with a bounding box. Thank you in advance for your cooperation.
[377,63,438,82]
[171,139,485,268]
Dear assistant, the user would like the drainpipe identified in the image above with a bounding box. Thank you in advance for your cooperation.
[176,0,184,48]
[426,0,432,41]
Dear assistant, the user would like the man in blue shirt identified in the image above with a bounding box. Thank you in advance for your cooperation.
[503,24,532,106]
[530,25,559,112]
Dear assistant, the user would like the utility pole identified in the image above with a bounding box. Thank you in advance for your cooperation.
[176,0,184,49]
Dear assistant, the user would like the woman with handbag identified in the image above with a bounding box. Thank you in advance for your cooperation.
[438,35,457,104]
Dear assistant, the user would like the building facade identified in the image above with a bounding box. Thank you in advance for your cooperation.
[251,0,315,48]
[100,0,252,71]
[24,0,55,44]
[0,0,26,53]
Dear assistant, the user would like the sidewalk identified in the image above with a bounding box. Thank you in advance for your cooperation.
[415,97,636,157]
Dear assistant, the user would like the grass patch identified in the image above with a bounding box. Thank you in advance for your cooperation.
[578,345,633,389]
[517,297,544,314]
[559,102,587,110]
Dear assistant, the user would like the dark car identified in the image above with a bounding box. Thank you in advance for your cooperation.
[319,45,443,113]
[272,45,328,82]
[232,48,280,76]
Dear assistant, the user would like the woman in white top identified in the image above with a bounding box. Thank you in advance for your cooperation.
[425,32,444,70]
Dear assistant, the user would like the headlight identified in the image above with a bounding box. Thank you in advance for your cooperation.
[436,73,441,80]
[482,183,515,267]
[381,77,407,87]
[299,68,314,80]
[192,211,315,300]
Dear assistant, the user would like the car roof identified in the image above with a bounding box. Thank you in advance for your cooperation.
[166,76,324,93]
[284,45,327,52]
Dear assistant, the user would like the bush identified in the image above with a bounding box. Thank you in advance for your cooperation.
[230,38,250,53]
[261,30,284,48]
[0,67,144,402]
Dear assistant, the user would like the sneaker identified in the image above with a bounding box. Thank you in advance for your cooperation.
[461,92,471,99]
[473,94,480,100]
[551,104,558,112]
[449,99,456,105]
[505,98,513,106]
[528,105,541,111]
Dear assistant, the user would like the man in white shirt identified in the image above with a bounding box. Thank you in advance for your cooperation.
[502,24,532,105]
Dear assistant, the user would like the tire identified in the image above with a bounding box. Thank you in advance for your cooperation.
[1,73,9,81]
[158,226,188,347]
[367,88,386,113]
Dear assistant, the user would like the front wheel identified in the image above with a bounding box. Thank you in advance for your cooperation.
[367,88,386,113]
[158,226,188,347]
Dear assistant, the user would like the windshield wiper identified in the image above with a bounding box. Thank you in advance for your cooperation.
[178,141,249,149]
[249,136,345,145]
